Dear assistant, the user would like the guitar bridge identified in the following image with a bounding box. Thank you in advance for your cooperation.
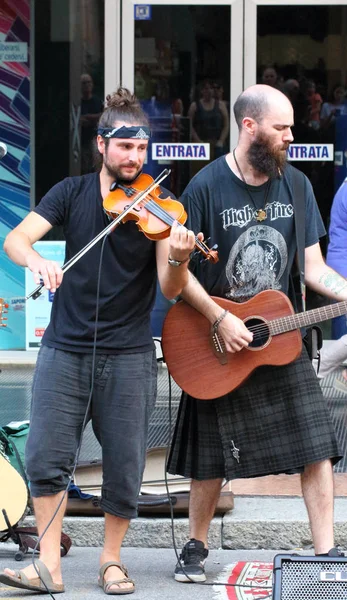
[210,328,228,365]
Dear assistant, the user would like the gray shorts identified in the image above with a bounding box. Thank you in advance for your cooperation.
[26,345,157,519]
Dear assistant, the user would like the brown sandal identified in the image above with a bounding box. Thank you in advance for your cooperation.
[0,559,65,593]
[98,561,135,595]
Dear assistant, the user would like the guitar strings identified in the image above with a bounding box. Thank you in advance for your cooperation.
[244,319,309,339]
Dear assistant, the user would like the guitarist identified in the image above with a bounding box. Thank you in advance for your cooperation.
[170,83,346,583]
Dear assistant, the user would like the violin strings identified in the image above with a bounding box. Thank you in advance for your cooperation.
[122,187,210,256]
[140,198,207,252]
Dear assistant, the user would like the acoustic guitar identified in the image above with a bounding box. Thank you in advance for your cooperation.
[0,450,28,532]
[162,289,347,400]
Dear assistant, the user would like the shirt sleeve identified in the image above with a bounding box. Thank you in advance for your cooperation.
[304,175,326,248]
[181,182,205,235]
[33,179,70,227]
[326,181,347,276]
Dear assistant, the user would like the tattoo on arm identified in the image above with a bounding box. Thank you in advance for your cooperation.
[318,271,347,296]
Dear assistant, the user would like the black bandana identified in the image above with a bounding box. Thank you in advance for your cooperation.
[97,125,151,140]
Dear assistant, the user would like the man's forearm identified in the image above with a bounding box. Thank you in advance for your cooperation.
[306,264,347,301]
[3,231,39,267]
[159,262,190,300]
[181,272,225,323]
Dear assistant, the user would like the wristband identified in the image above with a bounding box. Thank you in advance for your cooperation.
[212,309,229,334]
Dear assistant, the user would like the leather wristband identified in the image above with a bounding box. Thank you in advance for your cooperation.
[212,309,229,334]
[168,255,190,267]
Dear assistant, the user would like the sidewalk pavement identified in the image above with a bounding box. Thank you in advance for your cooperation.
[0,545,298,600]
[20,496,347,550]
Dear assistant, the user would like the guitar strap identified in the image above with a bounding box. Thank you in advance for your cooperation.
[289,165,306,311]
[286,165,322,361]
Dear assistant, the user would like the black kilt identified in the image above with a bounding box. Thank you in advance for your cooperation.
[167,350,342,480]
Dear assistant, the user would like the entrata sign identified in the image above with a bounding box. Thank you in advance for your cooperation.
[288,144,334,161]
[152,143,210,161]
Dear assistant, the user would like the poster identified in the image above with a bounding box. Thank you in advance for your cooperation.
[25,241,65,350]
[0,0,31,350]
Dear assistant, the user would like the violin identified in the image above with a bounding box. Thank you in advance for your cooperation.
[27,169,218,300]
[103,172,219,263]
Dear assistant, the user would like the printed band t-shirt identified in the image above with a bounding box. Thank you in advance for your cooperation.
[34,172,159,353]
[181,156,325,303]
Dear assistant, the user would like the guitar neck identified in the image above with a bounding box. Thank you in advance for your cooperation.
[270,299,347,335]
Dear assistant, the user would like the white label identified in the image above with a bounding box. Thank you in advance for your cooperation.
[287,144,334,161]
[152,143,210,161]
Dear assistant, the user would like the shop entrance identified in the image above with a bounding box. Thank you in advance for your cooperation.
[121,0,243,198]
[246,0,347,246]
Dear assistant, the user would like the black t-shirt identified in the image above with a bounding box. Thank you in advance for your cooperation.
[34,172,161,353]
[181,156,325,302]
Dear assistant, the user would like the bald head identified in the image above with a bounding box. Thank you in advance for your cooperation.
[234,84,292,130]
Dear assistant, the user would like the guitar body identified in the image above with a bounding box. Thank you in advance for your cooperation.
[0,454,28,532]
[162,290,303,400]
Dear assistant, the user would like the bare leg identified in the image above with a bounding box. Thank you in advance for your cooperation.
[99,513,133,592]
[4,492,66,584]
[301,459,334,554]
[189,478,223,547]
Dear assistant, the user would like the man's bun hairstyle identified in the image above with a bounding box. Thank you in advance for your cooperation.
[99,87,149,129]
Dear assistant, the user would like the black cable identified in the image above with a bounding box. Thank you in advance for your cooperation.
[159,344,273,595]
[29,235,107,598]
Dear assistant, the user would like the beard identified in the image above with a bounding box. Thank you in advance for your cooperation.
[247,131,289,178]
[103,152,142,184]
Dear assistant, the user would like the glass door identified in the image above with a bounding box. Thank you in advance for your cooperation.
[245,0,347,250]
[246,0,347,343]
[122,0,243,198]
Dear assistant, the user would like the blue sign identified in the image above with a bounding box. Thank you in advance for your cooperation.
[134,5,152,20]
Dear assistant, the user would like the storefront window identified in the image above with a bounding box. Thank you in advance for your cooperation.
[34,0,104,208]
[257,5,347,247]
[134,5,231,198]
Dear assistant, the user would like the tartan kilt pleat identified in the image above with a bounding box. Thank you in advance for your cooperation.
[167,350,342,480]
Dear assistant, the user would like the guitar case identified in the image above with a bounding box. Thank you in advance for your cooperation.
[68,447,234,516]
[0,527,72,559]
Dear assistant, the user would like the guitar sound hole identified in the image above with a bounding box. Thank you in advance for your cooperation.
[246,318,270,348]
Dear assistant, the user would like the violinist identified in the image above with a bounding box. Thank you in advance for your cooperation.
[1,87,195,595]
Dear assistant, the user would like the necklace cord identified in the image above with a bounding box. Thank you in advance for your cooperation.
[233,148,272,222]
